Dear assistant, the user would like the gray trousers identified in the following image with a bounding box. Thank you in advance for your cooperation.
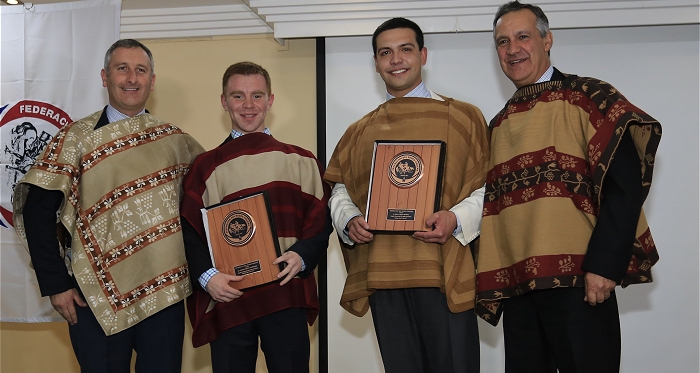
[369,287,480,373]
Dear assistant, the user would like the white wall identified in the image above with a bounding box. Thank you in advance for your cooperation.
[325,24,699,372]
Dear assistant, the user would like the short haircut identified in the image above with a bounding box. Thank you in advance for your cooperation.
[221,62,272,95]
[372,17,424,57]
[103,39,154,73]
[493,1,550,38]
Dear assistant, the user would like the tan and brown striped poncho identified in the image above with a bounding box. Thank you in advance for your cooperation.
[475,74,661,325]
[13,111,204,335]
[325,96,489,316]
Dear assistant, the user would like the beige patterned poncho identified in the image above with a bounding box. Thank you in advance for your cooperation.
[13,111,204,335]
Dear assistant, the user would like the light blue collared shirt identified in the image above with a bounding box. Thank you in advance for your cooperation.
[535,65,554,84]
[231,127,271,139]
[386,81,432,101]
[105,104,145,123]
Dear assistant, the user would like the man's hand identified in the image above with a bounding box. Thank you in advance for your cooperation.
[347,216,373,244]
[273,251,303,286]
[412,210,457,244]
[206,273,245,303]
[584,272,616,306]
[50,288,87,325]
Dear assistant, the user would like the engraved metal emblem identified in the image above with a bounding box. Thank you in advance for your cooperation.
[222,210,256,246]
[388,151,423,188]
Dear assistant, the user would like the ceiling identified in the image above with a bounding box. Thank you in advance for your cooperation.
[6,0,699,40]
[1,0,238,8]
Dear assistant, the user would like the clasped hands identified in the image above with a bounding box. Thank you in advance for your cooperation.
[346,210,457,245]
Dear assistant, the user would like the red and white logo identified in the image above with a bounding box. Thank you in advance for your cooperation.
[0,100,71,228]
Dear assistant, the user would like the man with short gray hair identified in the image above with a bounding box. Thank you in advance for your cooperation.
[475,2,662,371]
[14,39,204,372]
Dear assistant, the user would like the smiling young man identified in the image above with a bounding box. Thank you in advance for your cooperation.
[220,70,274,134]
[324,18,489,373]
[14,39,204,372]
[180,62,332,373]
[474,2,662,372]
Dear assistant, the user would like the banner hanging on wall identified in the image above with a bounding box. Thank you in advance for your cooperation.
[0,0,120,322]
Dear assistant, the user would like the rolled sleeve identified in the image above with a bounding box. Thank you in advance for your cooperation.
[329,183,362,246]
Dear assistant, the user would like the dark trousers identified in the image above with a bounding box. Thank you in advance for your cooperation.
[210,307,310,373]
[68,301,185,373]
[503,287,621,373]
[369,288,480,373]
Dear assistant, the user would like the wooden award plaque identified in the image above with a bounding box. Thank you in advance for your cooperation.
[201,192,283,289]
[365,141,445,232]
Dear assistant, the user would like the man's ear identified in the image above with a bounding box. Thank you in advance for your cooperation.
[221,94,228,111]
[544,31,553,53]
[101,69,108,88]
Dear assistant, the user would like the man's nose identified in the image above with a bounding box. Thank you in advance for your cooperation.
[390,51,402,64]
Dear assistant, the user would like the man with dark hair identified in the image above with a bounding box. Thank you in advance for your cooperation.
[475,2,661,372]
[13,39,204,372]
[325,17,488,373]
[181,61,332,373]
[371,17,425,58]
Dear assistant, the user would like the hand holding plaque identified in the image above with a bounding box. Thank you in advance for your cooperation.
[201,191,283,289]
[365,141,445,232]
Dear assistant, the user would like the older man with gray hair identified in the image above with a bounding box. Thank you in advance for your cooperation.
[475,2,662,372]
[14,39,204,372]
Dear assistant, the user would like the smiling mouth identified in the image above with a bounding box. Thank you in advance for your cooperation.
[122,87,139,92]
[509,59,526,65]
[390,68,407,75]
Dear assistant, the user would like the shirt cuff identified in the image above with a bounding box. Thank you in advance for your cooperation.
[453,213,463,236]
[199,268,220,291]
[449,185,485,246]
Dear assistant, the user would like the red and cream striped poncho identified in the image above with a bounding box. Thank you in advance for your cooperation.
[181,132,330,346]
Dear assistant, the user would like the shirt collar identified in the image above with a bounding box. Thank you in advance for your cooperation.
[535,65,554,84]
[231,127,271,139]
[386,81,431,101]
[105,104,146,124]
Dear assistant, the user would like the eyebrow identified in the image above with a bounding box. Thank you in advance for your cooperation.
[113,62,150,70]
[377,42,416,52]
[495,29,532,41]
[229,90,267,95]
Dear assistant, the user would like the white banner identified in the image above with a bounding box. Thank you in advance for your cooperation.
[0,0,120,322]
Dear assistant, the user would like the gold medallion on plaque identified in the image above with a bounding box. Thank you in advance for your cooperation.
[388,151,424,188]
[222,210,256,246]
